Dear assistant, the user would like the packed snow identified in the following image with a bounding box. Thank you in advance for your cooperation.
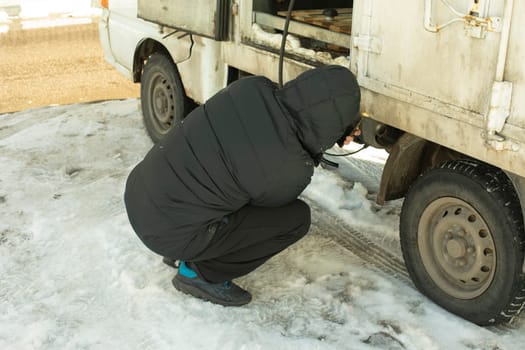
[1,99,524,349]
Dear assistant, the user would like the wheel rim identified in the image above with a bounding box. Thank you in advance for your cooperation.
[149,72,175,135]
[418,197,496,299]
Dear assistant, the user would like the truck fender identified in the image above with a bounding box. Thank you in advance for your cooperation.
[132,38,172,83]
[377,133,426,205]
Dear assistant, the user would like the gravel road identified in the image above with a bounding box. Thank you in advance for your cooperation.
[0,16,139,114]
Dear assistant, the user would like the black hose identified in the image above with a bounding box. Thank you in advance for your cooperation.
[278,0,296,88]
[324,144,369,157]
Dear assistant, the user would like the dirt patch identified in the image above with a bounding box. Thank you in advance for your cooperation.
[0,18,139,114]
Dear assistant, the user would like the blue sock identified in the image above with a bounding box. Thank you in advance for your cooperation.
[179,261,197,278]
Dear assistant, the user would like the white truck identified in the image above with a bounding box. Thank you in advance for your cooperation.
[99,0,525,325]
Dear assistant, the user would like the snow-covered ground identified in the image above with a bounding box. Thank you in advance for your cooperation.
[1,100,524,349]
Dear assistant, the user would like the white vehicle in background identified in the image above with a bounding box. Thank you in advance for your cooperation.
[0,0,21,16]
[99,0,525,325]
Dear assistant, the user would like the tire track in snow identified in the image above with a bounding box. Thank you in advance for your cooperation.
[308,201,412,285]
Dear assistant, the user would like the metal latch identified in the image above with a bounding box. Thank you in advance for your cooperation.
[464,13,502,39]
[424,0,502,38]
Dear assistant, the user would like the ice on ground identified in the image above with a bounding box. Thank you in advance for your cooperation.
[1,100,524,349]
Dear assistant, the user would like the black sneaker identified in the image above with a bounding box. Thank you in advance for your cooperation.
[172,274,252,307]
[162,257,178,268]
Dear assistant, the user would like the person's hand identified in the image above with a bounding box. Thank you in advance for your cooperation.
[342,127,361,145]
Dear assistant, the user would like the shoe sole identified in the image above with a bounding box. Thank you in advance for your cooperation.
[172,276,251,307]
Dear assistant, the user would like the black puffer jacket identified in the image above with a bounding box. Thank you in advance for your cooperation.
[124,65,360,259]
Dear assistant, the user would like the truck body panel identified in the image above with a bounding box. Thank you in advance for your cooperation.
[137,0,229,40]
[99,0,525,180]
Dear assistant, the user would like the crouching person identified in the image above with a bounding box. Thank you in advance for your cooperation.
[124,65,361,306]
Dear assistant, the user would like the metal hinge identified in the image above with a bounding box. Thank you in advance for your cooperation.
[352,34,382,54]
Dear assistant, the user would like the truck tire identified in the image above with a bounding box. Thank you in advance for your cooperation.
[400,159,525,325]
[140,53,191,142]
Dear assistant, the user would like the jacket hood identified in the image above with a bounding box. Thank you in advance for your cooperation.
[276,65,361,159]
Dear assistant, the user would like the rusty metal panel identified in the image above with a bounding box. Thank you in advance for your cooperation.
[137,0,229,40]
[350,0,525,176]
[354,0,503,115]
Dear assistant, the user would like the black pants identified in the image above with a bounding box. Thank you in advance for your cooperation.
[189,199,311,283]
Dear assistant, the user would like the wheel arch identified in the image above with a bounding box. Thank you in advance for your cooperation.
[132,38,172,83]
[377,133,464,205]
[131,35,226,105]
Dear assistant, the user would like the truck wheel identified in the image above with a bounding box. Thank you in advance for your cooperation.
[140,53,190,142]
[400,159,525,325]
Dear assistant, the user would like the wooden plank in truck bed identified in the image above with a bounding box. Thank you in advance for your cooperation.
[277,8,352,35]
